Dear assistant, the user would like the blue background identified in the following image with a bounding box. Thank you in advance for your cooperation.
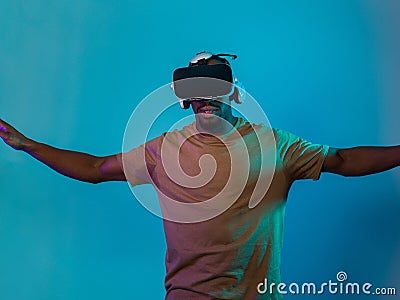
[0,0,399,299]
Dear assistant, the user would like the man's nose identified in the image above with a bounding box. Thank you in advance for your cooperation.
[201,98,216,105]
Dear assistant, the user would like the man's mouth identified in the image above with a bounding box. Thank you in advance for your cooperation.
[199,105,220,114]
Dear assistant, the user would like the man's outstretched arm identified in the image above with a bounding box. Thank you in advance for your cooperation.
[322,146,400,176]
[0,119,126,184]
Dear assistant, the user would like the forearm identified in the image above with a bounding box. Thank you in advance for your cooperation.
[23,138,106,183]
[336,146,400,176]
[1,119,125,183]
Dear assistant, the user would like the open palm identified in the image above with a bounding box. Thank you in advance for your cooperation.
[0,119,29,150]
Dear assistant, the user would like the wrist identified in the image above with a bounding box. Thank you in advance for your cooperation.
[21,137,37,152]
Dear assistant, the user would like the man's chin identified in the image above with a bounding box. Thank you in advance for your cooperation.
[196,113,224,132]
[199,112,220,119]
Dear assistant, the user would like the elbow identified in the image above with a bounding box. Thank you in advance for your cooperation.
[339,171,353,178]
[89,158,108,184]
[82,172,106,184]
[89,179,102,184]
[64,176,103,184]
[87,176,106,184]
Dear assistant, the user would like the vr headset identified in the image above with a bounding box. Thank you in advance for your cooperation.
[171,52,243,109]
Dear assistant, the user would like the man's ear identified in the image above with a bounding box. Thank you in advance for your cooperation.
[229,87,242,104]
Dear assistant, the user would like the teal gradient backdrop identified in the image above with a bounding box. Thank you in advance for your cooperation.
[0,1,399,299]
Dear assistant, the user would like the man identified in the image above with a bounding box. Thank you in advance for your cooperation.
[1,52,399,299]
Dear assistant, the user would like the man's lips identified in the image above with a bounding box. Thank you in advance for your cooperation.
[199,105,220,114]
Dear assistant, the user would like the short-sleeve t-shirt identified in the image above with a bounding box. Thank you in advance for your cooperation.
[123,118,329,300]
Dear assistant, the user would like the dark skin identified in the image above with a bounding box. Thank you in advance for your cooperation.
[0,59,399,183]
[1,118,399,185]
[190,97,237,136]
[188,58,238,136]
[0,119,125,183]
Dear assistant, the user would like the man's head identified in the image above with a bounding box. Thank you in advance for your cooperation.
[181,52,239,134]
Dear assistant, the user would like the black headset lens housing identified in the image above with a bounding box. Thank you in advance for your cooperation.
[172,64,234,100]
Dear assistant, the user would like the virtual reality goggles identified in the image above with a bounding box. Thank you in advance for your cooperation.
[171,52,243,109]
[172,64,234,99]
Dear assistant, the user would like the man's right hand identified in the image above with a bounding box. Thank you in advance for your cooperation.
[0,118,126,183]
[0,119,30,150]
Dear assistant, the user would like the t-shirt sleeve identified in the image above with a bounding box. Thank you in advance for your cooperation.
[274,128,329,181]
[122,136,160,187]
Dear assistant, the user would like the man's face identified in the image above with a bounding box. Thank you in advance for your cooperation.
[190,96,232,120]
[189,59,235,132]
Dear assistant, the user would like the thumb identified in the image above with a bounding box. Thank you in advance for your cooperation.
[0,118,11,133]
